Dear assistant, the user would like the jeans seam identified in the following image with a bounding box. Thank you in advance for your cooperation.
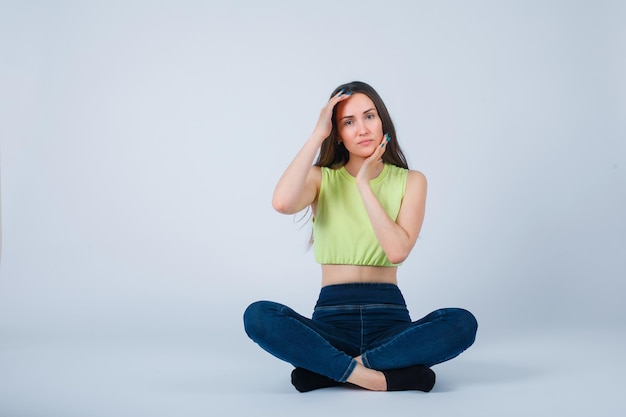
[361,352,371,369]
[359,305,364,355]
[339,358,357,383]
[314,304,406,312]
[278,305,356,380]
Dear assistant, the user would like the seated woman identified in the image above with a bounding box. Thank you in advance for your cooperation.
[244,81,477,392]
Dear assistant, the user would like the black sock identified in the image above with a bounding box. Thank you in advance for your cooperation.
[291,367,344,392]
[382,365,436,392]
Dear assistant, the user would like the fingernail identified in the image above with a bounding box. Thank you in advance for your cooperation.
[345,91,352,96]
[386,133,391,142]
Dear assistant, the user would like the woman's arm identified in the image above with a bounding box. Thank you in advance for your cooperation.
[357,170,427,264]
[272,91,350,214]
[355,137,427,264]
[271,136,322,214]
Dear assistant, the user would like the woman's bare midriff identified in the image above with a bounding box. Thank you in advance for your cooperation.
[321,264,398,287]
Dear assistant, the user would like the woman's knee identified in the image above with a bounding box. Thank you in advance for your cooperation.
[243,300,275,340]
[451,308,478,347]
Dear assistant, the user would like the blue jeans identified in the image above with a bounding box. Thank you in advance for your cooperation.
[243,283,477,383]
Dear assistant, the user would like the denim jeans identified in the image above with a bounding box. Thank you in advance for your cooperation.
[243,283,477,383]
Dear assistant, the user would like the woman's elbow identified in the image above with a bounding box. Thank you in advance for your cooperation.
[271,198,289,214]
[387,251,410,265]
[272,196,298,214]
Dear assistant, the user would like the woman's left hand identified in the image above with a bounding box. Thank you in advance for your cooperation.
[356,133,389,185]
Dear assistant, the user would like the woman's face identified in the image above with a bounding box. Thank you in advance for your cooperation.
[335,93,384,159]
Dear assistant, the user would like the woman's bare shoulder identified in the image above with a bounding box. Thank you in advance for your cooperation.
[309,165,322,185]
[407,169,427,187]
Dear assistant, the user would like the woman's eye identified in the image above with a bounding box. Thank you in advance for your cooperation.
[344,120,353,126]
[366,113,375,119]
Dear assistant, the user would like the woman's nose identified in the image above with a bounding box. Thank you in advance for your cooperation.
[357,120,369,134]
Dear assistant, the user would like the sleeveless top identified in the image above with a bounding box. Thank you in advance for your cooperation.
[313,163,408,266]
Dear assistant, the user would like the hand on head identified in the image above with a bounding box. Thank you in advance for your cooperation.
[312,90,352,141]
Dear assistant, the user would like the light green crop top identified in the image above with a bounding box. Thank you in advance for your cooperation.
[313,163,408,266]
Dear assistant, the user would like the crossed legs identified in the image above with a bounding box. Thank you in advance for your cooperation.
[243,300,472,392]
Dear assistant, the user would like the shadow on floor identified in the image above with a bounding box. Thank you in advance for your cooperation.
[432,359,541,392]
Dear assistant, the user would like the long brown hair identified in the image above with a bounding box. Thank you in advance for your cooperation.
[303,81,409,247]
[315,81,409,169]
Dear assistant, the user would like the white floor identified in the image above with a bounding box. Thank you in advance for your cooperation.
[1,319,624,417]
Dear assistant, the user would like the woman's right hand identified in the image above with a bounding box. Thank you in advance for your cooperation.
[272,89,351,214]
[312,90,352,142]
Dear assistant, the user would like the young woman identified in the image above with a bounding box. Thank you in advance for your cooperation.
[244,81,477,392]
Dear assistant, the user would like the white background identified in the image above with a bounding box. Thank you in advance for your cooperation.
[1,1,625,416]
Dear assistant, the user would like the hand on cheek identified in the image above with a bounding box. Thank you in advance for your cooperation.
[357,133,391,184]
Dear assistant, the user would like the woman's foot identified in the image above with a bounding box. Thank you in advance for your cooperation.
[291,367,343,392]
[292,363,436,393]
[382,365,436,392]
